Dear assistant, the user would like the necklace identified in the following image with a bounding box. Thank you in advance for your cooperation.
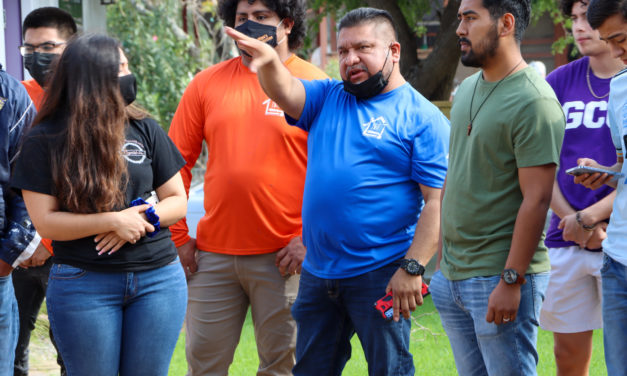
[586,62,609,99]
[467,59,523,136]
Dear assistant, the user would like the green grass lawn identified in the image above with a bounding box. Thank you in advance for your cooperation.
[168,295,607,375]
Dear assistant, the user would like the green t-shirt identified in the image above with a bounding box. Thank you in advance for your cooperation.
[441,67,565,280]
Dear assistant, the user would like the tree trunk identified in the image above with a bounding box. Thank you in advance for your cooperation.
[412,0,462,100]
[364,0,461,100]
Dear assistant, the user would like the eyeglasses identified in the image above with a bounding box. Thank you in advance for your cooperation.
[18,42,66,56]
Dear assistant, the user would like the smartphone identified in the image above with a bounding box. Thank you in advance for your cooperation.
[374,283,430,320]
[565,165,624,180]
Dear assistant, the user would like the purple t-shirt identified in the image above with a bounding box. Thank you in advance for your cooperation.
[545,56,615,250]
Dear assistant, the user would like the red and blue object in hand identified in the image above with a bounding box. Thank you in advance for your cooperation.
[129,197,161,237]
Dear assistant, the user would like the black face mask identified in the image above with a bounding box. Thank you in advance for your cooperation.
[342,49,392,100]
[23,52,57,87]
[118,73,137,106]
[235,19,284,48]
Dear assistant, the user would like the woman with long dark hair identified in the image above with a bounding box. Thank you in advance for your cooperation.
[11,34,188,375]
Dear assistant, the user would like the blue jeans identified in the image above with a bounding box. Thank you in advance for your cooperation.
[601,253,627,376]
[0,274,18,375]
[430,270,549,376]
[291,262,414,376]
[47,258,187,376]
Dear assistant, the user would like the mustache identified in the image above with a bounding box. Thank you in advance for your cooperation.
[458,38,471,47]
[345,63,369,77]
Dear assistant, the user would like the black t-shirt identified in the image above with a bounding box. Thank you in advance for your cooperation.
[11,115,186,272]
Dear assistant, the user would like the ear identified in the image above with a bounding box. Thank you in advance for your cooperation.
[390,41,401,63]
[282,18,295,35]
[499,13,516,38]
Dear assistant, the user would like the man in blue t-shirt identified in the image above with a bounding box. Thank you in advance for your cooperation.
[538,0,624,374]
[574,0,627,374]
[226,7,449,375]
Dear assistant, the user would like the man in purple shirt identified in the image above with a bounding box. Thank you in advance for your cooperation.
[539,0,624,373]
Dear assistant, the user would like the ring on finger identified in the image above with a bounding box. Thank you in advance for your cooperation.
[503,317,511,322]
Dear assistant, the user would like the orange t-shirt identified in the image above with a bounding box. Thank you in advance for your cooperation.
[21,79,53,255]
[169,55,327,254]
[21,79,45,110]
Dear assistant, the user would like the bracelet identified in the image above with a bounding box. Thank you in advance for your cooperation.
[575,211,596,231]
[129,197,161,237]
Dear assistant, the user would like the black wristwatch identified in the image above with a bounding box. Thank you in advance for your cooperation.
[501,269,526,285]
[400,259,425,276]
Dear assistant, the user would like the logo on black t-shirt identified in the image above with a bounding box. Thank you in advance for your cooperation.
[122,139,146,164]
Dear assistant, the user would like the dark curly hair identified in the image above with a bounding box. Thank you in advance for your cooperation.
[560,0,587,17]
[587,0,627,28]
[218,0,307,50]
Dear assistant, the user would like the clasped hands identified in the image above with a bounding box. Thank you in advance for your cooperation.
[559,212,607,249]
[94,204,154,255]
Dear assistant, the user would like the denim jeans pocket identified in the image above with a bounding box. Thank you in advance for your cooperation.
[601,253,611,273]
[50,264,87,280]
[167,256,181,265]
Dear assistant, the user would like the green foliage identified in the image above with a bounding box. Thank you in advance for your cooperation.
[324,57,342,80]
[308,0,572,57]
[532,0,576,55]
[107,0,215,129]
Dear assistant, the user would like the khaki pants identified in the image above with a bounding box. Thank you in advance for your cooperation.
[185,251,299,376]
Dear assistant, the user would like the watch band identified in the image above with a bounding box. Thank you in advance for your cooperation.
[576,211,596,231]
[501,269,527,285]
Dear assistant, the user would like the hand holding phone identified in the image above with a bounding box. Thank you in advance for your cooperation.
[566,165,624,181]
[374,283,430,320]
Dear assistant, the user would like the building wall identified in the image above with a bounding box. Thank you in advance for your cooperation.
[0,0,108,80]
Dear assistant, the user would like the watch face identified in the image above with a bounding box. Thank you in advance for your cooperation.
[402,259,424,276]
[503,269,517,284]
[406,261,419,273]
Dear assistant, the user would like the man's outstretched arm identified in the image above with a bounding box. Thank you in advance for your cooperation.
[225,27,306,120]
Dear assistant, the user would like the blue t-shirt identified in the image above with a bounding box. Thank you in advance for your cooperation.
[603,68,627,266]
[287,80,449,278]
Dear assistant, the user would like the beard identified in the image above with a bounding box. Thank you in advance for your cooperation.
[460,24,500,67]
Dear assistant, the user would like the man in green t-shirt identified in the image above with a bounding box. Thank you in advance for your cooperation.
[429,0,565,374]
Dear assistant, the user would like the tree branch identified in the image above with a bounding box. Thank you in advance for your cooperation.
[364,0,420,81]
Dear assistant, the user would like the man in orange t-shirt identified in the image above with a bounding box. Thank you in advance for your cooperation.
[168,1,327,374]
[13,7,76,376]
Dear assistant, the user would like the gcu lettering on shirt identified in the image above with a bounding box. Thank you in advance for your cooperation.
[563,100,609,129]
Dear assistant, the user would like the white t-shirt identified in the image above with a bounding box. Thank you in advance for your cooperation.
[603,68,627,265]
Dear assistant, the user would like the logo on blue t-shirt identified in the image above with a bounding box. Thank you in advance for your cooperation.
[361,116,388,139]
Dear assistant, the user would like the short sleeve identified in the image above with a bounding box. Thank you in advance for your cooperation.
[411,111,450,188]
[11,128,54,195]
[608,92,624,156]
[285,79,333,131]
[513,97,565,168]
[145,118,186,188]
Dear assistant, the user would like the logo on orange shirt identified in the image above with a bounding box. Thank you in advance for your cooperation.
[262,98,284,117]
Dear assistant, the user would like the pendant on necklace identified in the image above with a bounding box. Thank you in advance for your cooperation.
[467,123,472,136]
